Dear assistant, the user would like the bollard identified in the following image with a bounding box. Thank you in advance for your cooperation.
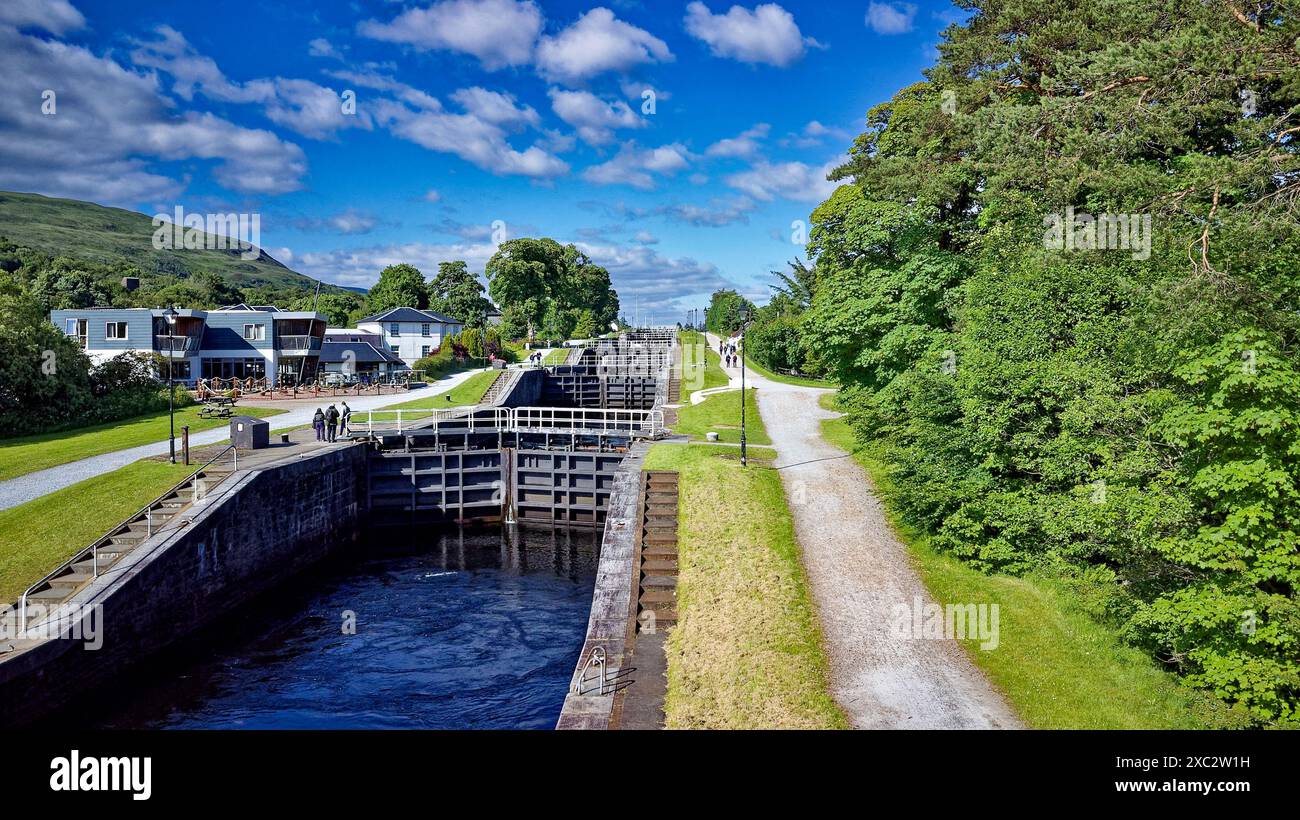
[182,425,190,465]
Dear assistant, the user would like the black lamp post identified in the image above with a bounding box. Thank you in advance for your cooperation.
[737,306,750,467]
[162,307,178,463]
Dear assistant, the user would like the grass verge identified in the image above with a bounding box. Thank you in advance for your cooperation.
[745,356,836,388]
[679,330,728,398]
[543,347,570,365]
[0,459,196,602]
[645,442,848,729]
[671,388,769,445]
[818,402,1225,729]
[0,405,284,483]
[383,369,498,410]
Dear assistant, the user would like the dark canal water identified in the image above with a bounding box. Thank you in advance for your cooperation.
[61,525,599,729]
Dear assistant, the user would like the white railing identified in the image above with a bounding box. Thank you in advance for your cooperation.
[352,405,511,435]
[512,406,663,438]
[352,405,664,438]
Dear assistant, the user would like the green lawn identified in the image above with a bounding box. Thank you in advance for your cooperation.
[818,406,1230,729]
[543,347,570,365]
[0,459,196,603]
[745,355,836,388]
[645,442,847,729]
[383,369,499,410]
[0,405,285,483]
[679,330,728,398]
[671,388,770,445]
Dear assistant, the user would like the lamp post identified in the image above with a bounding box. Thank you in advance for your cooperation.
[162,307,178,463]
[737,306,750,467]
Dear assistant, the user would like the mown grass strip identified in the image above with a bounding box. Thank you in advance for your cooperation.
[0,405,284,483]
[645,442,847,729]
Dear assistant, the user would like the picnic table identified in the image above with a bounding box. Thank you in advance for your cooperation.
[198,396,237,419]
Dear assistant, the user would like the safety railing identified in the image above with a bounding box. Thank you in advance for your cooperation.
[17,445,238,633]
[511,406,664,438]
[352,406,512,435]
[276,335,323,354]
[352,406,664,438]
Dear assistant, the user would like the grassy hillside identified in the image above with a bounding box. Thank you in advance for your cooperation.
[0,190,319,290]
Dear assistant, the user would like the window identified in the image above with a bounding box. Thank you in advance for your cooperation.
[390,322,401,336]
[106,321,128,340]
[65,319,87,348]
[421,323,431,336]
[243,324,265,341]
[390,345,399,354]
[421,345,432,358]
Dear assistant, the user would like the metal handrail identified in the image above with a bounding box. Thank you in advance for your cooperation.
[511,406,663,438]
[572,646,608,695]
[17,445,239,632]
[354,406,664,438]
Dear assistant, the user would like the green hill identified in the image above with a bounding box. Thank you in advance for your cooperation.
[0,190,321,291]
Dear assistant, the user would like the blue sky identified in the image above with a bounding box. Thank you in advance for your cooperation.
[0,0,965,323]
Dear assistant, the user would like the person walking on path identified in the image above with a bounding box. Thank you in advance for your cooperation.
[312,407,325,441]
[340,401,352,435]
[325,404,340,442]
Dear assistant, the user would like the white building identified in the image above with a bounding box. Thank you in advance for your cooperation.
[355,307,464,365]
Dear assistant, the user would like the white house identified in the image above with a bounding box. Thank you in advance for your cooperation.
[355,307,464,365]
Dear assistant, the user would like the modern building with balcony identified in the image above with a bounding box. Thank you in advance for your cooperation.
[50,303,329,386]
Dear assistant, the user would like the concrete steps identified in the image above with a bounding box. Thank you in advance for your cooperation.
[4,465,238,630]
[636,470,680,634]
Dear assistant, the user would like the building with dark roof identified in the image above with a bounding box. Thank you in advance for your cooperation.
[356,307,464,365]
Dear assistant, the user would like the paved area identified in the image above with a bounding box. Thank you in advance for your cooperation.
[707,334,1021,729]
[0,368,484,512]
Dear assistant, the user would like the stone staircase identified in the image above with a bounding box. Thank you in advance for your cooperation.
[636,470,679,633]
[480,368,521,406]
[0,456,237,654]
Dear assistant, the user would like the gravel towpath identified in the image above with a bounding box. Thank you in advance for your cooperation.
[708,334,1022,729]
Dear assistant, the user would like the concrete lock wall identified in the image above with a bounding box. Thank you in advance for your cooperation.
[0,445,368,727]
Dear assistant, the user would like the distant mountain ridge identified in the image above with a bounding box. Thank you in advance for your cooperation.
[0,190,328,292]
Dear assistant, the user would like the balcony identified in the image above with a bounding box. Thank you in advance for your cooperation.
[276,335,323,355]
[154,334,201,357]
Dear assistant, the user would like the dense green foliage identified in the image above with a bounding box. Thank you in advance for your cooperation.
[429,261,492,325]
[789,0,1300,724]
[703,289,754,336]
[485,238,619,342]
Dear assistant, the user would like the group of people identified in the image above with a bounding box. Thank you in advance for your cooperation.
[719,339,739,368]
[312,401,351,443]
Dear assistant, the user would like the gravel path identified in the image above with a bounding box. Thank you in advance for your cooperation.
[0,368,485,512]
[709,335,1021,729]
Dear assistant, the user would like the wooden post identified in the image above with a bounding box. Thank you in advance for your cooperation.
[181,425,190,465]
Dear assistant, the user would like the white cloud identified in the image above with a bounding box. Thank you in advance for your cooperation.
[0,0,85,34]
[547,88,644,145]
[307,38,341,59]
[537,8,673,84]
[423,189,442,203]
[779,119,851,148]
[296,241,500,290]
[865,2,917,35]
[358,0,542,70]
[295,208,380,235]
[132,26,370,140]
[633,230,658,244]
[705,123,769,158]
[449,87,540,130]
[582,142,691,190]
[374,96,568,179]
[683,2,819,67]
[660,195,757,227]
[0,25,306,202]
[724,159,837,203]
[576,241,735,315]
